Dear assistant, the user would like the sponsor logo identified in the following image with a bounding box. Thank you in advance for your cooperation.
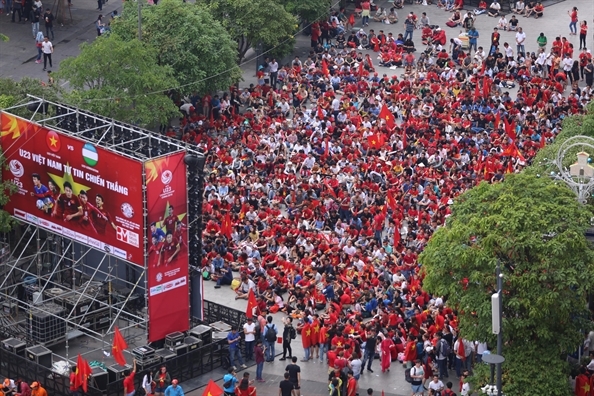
[161,170,173,185]
[46,131,61,153]
[82,143,98,166]
[121,203,134,219]
[103,244,112,253]
[9,160,24,178]
[25,213,39,224]
[113,247,127,259]
[156,273,163,282]
[116,226,139,247]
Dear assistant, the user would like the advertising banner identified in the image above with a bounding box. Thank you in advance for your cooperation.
[145,151,189,341]
[0,112,145,265]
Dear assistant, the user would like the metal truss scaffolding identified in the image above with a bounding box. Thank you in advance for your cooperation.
[0,96,205,363]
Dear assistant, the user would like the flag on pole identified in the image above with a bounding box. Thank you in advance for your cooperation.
[322,59,330,77]
[317,106,325,120]
[246,288,258,319]
[378,105,396,129]
[112,326,128,366]
[457,339,466,361]
[202,380,224,396]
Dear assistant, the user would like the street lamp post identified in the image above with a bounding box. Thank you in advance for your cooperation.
[490,261,504,396]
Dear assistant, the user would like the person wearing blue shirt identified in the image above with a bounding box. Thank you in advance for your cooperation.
[150,223,166,242]
[227,327,247,370]
[468,27,479,53]
[222,368,239,396]
[164,380,184,396]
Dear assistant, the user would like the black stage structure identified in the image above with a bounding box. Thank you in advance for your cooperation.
[0,96,221,392]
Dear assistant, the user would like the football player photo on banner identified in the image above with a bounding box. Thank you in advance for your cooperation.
[145,151,189,341]
[0,112,145,265]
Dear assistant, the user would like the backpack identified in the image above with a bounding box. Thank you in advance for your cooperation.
[265,324,277,342]
[222,375,234,389]
[289,327,296,340]
[440,339,451,356]
[404,367,413,383]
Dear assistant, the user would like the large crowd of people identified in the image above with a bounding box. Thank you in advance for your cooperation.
[167,0,593,394]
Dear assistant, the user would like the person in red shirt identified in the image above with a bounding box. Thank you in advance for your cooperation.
[403,334,418,368]
[77,191,97,235]
[91,194,116,235]
[123,359,137,396]
[158,232,180,266]
[161,205,178,234]
[52,181,82,224]
[69,366,81,396]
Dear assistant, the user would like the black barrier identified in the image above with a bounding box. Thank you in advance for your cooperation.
[1,340,229,396]
[201,300,248,331]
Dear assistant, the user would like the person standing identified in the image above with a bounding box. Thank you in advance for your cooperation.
[227,327,247,370]
[222,368,239,396]
[568,7,578,35]
[515,27,526,56]
[69,366,81,396]
[263,316,278,362]
[380,333,394,373]
[435,332,450,379]
[254,340,266,382]
[279,373,296,396]
[154,366,171,396]
[269,58,279,89]
[30,5,40,38]
[490,27,500,55]
[142,370,155,396]
[410,360,425,396]
[467,26,479,53]
[361,329,377,373]
[123,359,137,396]
[164,380,184,396]
[584,58,594,87]
[346,371,357,396]
[404,14,415,41]
[579,21,587,50]
[279,317,296,361]
[243,317,257,362]
[43,8,54,40]
[41,36,53,71]
[11,0,22,22]
[285,357,301,396]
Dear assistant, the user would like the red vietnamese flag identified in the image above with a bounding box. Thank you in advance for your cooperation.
[483,77,491,98]
[74,354,84,390]
[246,288,258,319]
[302,322,312,349]
[457,339,466,361]
[112,326,128,366]
[358,61,365,77]
[202,379,224,396]
[506,160,514,174]
[504,118,516,141]
[367,133,385,149]
[323,137,330,159]
[378,105,396,129]
[474,81,481,101]
[310,319,320,345]
[317,106,325,120]
[540,133,546,148]
[348,13,355,26]
[221,212,232,239]
[575,373,590,396]
[322,59,330,77]
[80,355,92,393]
[494,112,501,130]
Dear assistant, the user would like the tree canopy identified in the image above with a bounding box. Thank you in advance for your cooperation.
[55,35,179,127]
[203,0,299,63]
[112,0,241,93]
[419,172,594,396]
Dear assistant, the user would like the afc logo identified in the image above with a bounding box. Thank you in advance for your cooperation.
[116,226,139,247]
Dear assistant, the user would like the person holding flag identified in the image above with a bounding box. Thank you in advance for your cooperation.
[300,318,312,362]
[123,360,137,396]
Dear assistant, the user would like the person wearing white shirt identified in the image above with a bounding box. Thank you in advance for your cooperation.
[460,374,471,395]
[562,54,573,73]
[428,376,444,393]
[497,16,507,30]
[243,317,257,361]
[269,58,279,88]
[515,27,526,55]
[503,42,514,59]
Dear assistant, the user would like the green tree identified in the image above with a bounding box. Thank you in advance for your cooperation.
[203,0,298,63]
[281,0,332,23]
[55,35,179,127]
[0,77,62,119]
[112,0,240,93]
[419,173,594,396]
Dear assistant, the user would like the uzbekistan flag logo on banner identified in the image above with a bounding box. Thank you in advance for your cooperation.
[82,143,98,166]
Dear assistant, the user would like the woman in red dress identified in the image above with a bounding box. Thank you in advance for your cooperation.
[380,333,395,373]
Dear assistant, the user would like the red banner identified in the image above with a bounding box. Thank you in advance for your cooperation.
[145,152,189,341]
[0,112,145,265]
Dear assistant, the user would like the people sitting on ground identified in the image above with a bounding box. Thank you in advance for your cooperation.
[488,0,501,17]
